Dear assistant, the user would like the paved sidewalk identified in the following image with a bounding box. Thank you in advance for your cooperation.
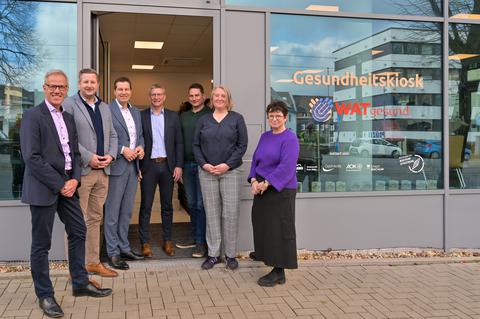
[1,258,480,319]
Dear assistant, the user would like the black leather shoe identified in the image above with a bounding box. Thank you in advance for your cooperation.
[72,283,112,297]
[257,268,286,287]
[120,250,144,261]
[39,296,64,318]
[108,255,129,270]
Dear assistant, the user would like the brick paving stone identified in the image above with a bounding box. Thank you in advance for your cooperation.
[2,260,480,319]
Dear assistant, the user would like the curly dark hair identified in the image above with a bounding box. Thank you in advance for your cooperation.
[266,100,288,116]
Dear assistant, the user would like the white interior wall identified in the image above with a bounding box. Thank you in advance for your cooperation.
[109,71,212,110]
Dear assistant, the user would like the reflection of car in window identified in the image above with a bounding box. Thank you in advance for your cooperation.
[415,140,471,160]
[349,138,402,158]
[0,131,13,154]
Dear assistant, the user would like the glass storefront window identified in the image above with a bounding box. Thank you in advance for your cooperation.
[449,0,480,19]
[226,0,442,16]
[0,1,77,200]
[448,23,480,189]
[270,14,443,192]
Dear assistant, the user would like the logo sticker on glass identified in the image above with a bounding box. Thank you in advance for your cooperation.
[309,97,333,123]
[399,154,424,173]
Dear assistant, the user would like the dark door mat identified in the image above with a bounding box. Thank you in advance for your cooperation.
[101,222,195,260]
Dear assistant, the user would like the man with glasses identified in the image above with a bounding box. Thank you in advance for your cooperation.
[138,84,183,257]
[20,70,112,318]
[63,68,119,278]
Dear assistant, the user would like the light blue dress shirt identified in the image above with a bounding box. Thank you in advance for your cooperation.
[150,108,167,158]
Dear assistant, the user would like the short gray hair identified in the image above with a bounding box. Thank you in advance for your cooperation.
[44,69,68,83]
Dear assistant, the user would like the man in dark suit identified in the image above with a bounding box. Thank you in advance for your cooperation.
[104,77,145,270]
[139,84,184,257]
[20,70,112,318]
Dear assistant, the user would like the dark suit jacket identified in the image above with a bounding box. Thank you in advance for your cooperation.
[140,107,184,174]
[109,101,144,176]
[20,102,82,206]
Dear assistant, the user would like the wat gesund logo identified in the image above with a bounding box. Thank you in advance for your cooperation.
[302,70,423,123]
[309,98,373,123]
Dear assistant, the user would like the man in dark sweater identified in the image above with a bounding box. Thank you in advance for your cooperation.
[177,83,211,257]
[63,68,119,278]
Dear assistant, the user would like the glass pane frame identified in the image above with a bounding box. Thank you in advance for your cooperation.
[0,1,77,201]
[225,0,443,17]
[269,14,444,193]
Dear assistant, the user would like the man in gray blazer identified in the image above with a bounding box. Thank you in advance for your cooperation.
[105,77,145,270]
[63,68,119,278]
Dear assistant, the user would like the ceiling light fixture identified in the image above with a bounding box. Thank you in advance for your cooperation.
[300,69,324,74]
[449,54,479,60]
[372,50,383,55]
[450,13,480,20]
[275,79,294,83]
[132,64,154,70]
[134,41,164,50]
[305,5,339,12]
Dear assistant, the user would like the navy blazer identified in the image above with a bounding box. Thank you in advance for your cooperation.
[108,101,144,176]
[140,107,184,174]
[20,102,82,206]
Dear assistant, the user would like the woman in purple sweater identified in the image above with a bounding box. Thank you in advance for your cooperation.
[248,100,300,287]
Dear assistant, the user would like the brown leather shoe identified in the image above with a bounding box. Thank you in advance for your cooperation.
[163,240,175,257]
[86,263,118,277]
[142,243,153,258]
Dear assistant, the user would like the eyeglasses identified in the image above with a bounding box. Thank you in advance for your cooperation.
[150,93,165,97]
[268,115,284,120]
[44,84,68,92]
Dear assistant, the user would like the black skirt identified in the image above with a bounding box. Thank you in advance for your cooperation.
[251,187,298,269]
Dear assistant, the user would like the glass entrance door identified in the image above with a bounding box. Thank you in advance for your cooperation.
[83,3,219,257]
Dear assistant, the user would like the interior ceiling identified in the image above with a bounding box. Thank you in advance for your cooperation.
[98,13,213,74]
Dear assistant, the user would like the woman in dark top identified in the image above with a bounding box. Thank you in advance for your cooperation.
[193,86,248,270]
[249,100,300,287]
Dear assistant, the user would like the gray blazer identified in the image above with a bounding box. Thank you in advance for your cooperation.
[63,93,118,176]
[109,100,144,176]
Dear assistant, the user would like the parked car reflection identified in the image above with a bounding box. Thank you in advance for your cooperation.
[414,140,471,160]
[349,138,402,158]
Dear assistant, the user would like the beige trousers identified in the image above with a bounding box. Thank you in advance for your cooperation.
[77,170,109,264]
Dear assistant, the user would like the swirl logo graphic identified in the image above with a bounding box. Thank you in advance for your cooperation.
[309,97,334,123]
[399,154,425,174]
[408,155,424,173]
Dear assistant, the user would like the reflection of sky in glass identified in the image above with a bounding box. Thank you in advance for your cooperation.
[270,15,438,96]
[28,2,77,97]
[449,0,480,15]
[226,0,442,16]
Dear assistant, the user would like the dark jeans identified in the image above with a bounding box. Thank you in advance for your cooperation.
[138,161,174,242]
[30,193,89,298]
[182,162,206,244]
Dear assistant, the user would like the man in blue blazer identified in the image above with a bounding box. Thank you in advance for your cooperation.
[139,84,184,257]
[104,77,145,270]
[20,70,111,318]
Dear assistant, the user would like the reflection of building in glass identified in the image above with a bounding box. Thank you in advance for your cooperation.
[332,27,442,153]
[0,85,33,199]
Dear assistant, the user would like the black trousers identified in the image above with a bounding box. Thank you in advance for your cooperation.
[30,192,89,298]
[138,161,174,242]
